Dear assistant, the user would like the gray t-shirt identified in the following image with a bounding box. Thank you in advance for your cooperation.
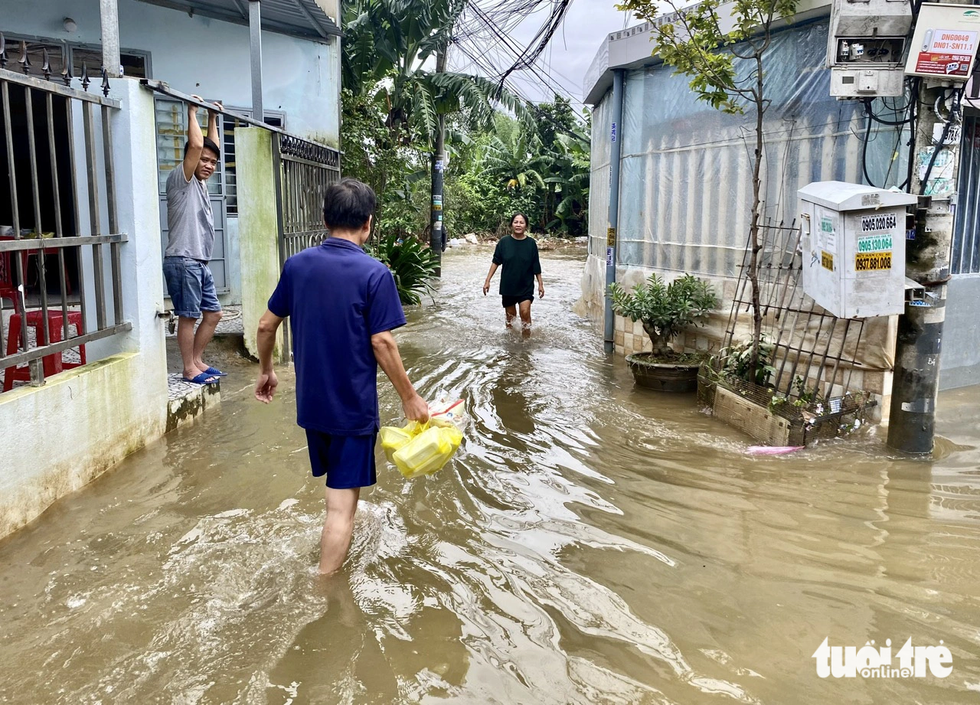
[165,166,214,261]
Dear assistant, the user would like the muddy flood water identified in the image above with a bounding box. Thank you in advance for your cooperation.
[1,246,979,705]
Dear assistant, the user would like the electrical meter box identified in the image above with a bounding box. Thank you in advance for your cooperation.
[827,0,912,97]
[904,3,980,80]
[799,182,917,318]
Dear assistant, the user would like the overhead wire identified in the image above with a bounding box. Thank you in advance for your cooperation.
[460,0,580,104]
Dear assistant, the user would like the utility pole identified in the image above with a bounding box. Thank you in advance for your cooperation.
[887,55,966,454]
[429,45,447,278]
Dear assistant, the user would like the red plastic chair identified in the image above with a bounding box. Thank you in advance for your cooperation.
[0,235,72,299]
[3,310,86,391]
[0,245,25,308]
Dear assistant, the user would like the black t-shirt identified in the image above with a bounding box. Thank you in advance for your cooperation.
[492,235,542,298]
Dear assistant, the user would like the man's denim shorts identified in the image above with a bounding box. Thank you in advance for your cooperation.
[163,256,221,319]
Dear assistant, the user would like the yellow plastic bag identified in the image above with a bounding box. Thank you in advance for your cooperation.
[379,418,463,479]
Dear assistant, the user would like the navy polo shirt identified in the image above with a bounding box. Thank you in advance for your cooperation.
[267,238,406,435]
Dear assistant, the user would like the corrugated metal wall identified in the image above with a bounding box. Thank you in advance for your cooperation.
[588,97,612,259]
[589,20,910,281]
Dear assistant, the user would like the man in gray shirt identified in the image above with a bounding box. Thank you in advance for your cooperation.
[163,96,225,385]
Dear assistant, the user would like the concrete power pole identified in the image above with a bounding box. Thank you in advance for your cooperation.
[887,28,967,454]
[429,46,448,278]
[99,0,122,77]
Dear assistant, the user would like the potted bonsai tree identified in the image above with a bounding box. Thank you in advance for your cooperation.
[609,273,719,392]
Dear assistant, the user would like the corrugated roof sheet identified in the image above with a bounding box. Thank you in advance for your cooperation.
[134,0,341,41]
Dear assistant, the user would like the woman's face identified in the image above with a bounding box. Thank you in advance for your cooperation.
[511,216,527,235]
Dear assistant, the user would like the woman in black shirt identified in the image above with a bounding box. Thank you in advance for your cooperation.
[482,214,544,337]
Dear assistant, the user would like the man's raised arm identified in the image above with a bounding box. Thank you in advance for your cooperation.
[207,100,223,144]
[182,97,204,182]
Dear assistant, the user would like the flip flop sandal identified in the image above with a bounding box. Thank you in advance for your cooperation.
[183,372,219,385]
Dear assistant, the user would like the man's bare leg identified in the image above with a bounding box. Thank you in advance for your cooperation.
[519,300,532,338]
[193,309,222,372]
[177,316,213,379]
[319,486,360,576]
[505,305,517,329]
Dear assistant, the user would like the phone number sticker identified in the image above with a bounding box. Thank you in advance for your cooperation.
[861,214,897,232]
[857,235,893,252]
[856,252,892,271]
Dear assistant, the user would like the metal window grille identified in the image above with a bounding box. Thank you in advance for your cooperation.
[0,36,129,391]
[272,132,342,355]
[0,33,150,82]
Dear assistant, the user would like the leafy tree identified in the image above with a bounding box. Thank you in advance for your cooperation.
[343,0,521,149]
[341,2,591,241]
[483,129,547,191]
[617,0,800,377]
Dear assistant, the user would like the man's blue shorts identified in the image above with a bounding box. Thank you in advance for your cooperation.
[306,430,378,489]
[163,256,221,319]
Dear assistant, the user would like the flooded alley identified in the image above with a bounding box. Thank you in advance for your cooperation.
[1,246,979,705]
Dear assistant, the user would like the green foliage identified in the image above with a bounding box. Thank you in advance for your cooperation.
[341,2,590,240]
[342,0,522,149]
[456,106,590,236]
[609,274,719,357]
[365,233,439,306]
[718,337,776,387]
[341,88,425,239]
[792,375,819,406]
[768,376,824,413]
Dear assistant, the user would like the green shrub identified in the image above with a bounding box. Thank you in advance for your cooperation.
[366,234,438,306]
[609,273,719,358]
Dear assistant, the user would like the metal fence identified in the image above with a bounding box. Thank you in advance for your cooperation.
[1,36,128,390]
[272,132,341,354]
[273,132,341,265]
[709,221,872,418]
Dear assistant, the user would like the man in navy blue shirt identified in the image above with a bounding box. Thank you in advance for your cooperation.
[254,178,429,576]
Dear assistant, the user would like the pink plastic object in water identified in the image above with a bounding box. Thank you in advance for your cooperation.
[746,445,804,455]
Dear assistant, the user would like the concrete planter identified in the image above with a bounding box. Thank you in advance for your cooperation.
[626,353,701,393]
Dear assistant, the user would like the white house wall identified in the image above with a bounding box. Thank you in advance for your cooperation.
[0,80,170,538]
[2,0,341,146]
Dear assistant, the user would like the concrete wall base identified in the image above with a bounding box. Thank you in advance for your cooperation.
[0,354,167,539]
[166,377,222,433]
[713,387,795,446]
